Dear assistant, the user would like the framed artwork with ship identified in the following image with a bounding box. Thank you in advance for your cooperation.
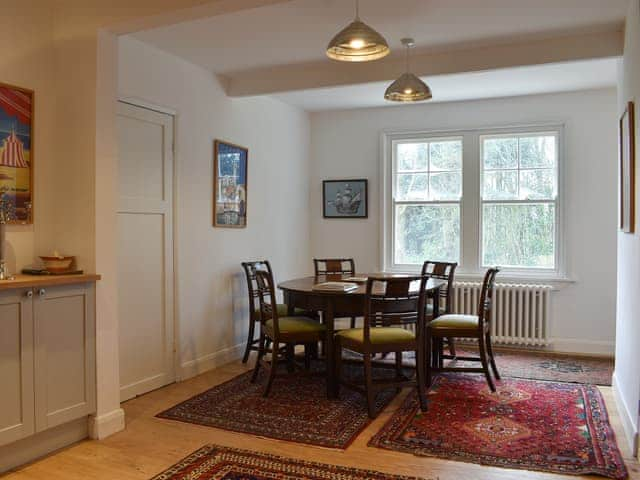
[323,179,368,218]
[0,82,34,224]
[213,139,247,228]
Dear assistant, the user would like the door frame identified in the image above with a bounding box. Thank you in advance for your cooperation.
[116,97,182,394]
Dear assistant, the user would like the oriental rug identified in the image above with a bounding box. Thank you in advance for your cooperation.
[369,374,627,479]
[157,365,396,449]
[150,444,430,480]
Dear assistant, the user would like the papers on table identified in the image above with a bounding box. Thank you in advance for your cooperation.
[312,281,359,292]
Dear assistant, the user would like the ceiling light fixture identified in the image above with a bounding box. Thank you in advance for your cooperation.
[384,38,432,102]
[326,0,389,62]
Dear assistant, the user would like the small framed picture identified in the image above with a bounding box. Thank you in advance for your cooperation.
[213,140,247,228]
[323,179,368,218]
[0,82,34,224]
[620,101,635,233]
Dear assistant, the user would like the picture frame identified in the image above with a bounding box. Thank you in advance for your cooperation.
[213,139,247,228]
[620,101,635,233]
[0,82,34,224]
[323,179,368,219]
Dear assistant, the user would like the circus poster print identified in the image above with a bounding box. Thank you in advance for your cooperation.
[0,83,33,224]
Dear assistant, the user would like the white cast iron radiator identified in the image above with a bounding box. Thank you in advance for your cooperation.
[451,282,552,346]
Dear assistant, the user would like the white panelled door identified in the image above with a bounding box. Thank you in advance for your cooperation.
[117,102,175,401]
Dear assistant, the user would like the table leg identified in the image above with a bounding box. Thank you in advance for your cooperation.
[324,302,337,399]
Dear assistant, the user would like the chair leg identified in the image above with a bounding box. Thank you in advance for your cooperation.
[447,337,456,357]
[242,317,256,364]
[478,334,496,392]
[437,338,444,368]
[485,331,500,380]
[251,333,266,383]
[425,334,433,388]
[364,353,376,418]
[334,338,342,397]
[350,316,356,328]
[285,343,295,373]
[395,351,403,393]
[416,348,427,412]
[263,343,279,397]
[304,343,312,370]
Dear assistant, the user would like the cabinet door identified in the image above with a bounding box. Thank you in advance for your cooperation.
[34,284,96,431]
[0,289,34,446]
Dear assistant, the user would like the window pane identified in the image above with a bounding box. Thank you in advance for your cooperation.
[430,141,462,171]
[397,143,428,171]
[483,138,517,169]
[519,136,555,168]
[395,205,460,264]
[430,172,461,200]
[396,173,428,200]
[520,169,556,200]
[482,203,555,268]
[482,170,518,200]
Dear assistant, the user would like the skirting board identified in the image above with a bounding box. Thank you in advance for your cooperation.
[612,372,639,455]
[0,418,87,473]
[88,408,125,440]
[180,343,244,380]
[548,338,615,356]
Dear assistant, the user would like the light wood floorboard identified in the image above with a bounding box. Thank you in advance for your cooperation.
[3,358,639,480]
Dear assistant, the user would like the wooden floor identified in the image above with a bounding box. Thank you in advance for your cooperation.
[4,358,640,480]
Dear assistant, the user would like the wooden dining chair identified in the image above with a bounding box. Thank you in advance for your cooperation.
[334,275,428,418]
[241,260,304,364]
[313,258,357,328]
[251,269,326,396]
[421,261,458,356]
[426,268,500,391]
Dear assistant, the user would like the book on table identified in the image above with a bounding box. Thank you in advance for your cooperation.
[312,281,358,292]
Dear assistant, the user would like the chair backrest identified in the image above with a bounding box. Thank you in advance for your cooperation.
[313,258,355,277]
[421,261,458,314]
[362,275,428,345]
[477,268,500,327]
[241,260,274,319]
[254,268,281,337]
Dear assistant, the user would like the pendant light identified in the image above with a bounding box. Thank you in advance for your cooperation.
[384,38,432,102]
[326,0,389,62]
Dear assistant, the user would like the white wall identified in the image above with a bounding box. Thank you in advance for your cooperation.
[614,0,640,455]
[118,36,311,378]
[310,89,618,355]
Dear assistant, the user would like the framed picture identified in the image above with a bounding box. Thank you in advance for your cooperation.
[0,82,34,224]
[213,140,247,228]
[620,101,635,233]
[323,179,368,218]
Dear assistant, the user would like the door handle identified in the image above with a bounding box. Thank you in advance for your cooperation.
[25,290,33,298]
[38,289,45,298]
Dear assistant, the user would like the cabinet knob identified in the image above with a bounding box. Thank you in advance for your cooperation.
[38,289,45,297]
[25,290,33,298]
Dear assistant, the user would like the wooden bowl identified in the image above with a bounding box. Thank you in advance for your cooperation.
[39,256,74,273]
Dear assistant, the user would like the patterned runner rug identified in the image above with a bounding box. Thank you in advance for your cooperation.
[369,374,627,479]
[157,365,396,449]
[349,347,614,385]
[150,444,430,479]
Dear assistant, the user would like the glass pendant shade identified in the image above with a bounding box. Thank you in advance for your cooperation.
[384,72,432,102]
[384,38,432,102]
[326,1,389,62]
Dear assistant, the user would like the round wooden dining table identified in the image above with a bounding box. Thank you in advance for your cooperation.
[278,274,447,398]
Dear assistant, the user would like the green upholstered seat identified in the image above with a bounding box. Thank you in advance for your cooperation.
[429,314,479,329]
[336,327,415,345]
[265,316,325,335]
[255,304,305,318]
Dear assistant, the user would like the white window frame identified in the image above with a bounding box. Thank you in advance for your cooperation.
[381,124,566,282]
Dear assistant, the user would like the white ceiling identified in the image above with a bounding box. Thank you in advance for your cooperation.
[133,0,627,75]
[271,58,618,111]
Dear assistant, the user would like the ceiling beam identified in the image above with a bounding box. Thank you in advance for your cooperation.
[225,28,623,97]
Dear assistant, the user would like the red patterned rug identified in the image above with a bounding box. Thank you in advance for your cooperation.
[369,374,627,479]
[150,444,430,479]
[157,365,396,449]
